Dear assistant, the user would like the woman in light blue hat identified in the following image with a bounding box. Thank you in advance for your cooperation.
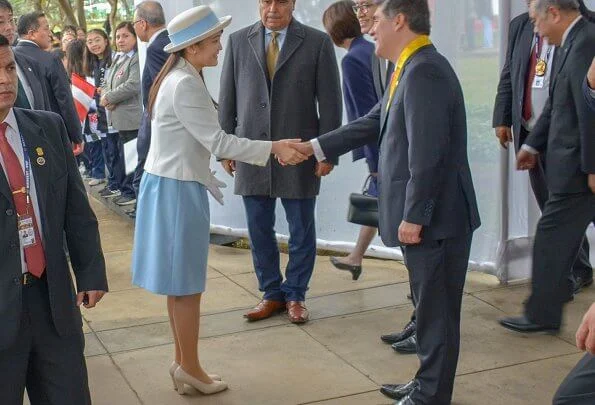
[130,5,306,397]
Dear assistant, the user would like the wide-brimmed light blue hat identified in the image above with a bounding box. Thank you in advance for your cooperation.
[164,6,231,54]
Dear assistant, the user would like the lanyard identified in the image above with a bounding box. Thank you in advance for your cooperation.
[386,35,433,110]
[17,130,31,206]
[534,34,552,63]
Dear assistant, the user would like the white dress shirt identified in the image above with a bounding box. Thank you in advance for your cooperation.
[0,109,43,274]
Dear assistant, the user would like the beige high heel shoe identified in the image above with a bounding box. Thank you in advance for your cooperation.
[173,367,228,395]
[168,362,221,390]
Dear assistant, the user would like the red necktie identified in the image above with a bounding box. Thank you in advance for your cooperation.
[522,35,543,122]
[0,122,46,277]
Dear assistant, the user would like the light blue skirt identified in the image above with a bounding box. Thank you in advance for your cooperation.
[131,173,210,296]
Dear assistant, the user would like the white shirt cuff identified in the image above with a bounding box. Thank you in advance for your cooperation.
[521,144,539,155]
[310,138,327,162]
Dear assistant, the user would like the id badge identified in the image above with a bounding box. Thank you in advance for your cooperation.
[18,215,37,248]
[532,76,545,89]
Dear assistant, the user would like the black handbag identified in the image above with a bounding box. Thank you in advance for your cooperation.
[347,175,378,228]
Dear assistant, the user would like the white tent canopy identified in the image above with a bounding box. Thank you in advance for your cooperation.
[135,0,595,282]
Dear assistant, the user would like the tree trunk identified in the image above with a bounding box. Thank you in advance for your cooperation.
[55,0,78,26]
[121,0,131,17]
[107,0,118,42]
[76,0,86,30]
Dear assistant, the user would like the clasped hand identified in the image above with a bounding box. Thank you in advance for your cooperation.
[271,139,311,165]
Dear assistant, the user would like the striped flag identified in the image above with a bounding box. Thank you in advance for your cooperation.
[71,73,96,126]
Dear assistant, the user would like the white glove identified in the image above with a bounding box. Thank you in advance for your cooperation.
[205,170,227,206]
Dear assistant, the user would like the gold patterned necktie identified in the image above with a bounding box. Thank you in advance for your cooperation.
[267,31,279,80]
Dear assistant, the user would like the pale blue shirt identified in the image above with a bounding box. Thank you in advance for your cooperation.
[0,109,44,274]
[265,27,288,52]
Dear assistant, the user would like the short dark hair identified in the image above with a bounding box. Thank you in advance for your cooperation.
[323,1,362,46]
[17,11,45,37]
[63,24,78,36]
[0,34,10,47]
[115,21,136,37]
[382,0,431,35]
[0,0,13,13]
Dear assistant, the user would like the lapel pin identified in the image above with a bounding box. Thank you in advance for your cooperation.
[35,147,44,156]
[36,157,46,166]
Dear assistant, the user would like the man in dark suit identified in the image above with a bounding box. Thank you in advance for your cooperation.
[553,301,595,405]
[14,12,83,153]
[129,0,169,219]
[500,0,595,334]
[218,0,342,324]
[493,0,593,293]
[585,56,595,109]
[350,0,418,359]
[0,34,107,405]
[293,1,481,402]
[0,1,49,111]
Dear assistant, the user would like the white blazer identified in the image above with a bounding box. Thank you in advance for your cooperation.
[144,59,272,185]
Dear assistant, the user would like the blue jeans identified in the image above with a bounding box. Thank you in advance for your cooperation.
[85,139,105,180]
[243,196,316,302]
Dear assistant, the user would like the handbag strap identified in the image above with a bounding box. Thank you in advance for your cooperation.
[362,174,373,195]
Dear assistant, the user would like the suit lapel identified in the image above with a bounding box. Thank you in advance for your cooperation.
[248,22,269,84]
[274,19,305,76]
[14,109,51,222]
[550,19,585,93]
[518,20,534,101]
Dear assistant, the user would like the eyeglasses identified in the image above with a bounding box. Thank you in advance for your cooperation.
[132,19,145,26]
[352,3,374,14]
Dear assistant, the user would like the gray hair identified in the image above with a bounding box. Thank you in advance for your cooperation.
[135,1,166,26]
[533,0,580,14]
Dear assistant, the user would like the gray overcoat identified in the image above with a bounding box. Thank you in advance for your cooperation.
[219,19,342,199]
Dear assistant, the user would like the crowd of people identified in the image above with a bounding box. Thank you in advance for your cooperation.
[0,0,593,404]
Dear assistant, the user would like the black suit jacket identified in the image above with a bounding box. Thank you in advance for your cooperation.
[141,30,169,107]
[137,30,170,161]
[526,18,595,194]
[14,41,82,144]
[0,109,107,350]
[492,12,534,149]
[14,52,50,111]
[317,45,481,247]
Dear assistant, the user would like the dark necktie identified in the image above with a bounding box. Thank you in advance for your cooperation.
[0,122,45,277]
[15,79,31,109]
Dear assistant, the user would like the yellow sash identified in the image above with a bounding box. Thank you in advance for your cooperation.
[386,35,433,111]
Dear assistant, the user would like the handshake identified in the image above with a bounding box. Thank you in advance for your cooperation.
[270,139,314,166]
[221,139,334,179]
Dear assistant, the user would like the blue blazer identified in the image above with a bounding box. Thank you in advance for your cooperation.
[341,36,379,169]
[584,76,595,112]
[138,30,170,161]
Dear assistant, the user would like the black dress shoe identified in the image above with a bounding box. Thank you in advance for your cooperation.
[380,380,418,400]
[394,393,416,405]
[381,320,416,344]
[574,276,594,294]
[499,315,559,333]
[329,257,362,280]
[392,334,417,354]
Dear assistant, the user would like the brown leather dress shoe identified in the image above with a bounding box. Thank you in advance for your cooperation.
[287,301,309,324]
[244,300,286,322]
